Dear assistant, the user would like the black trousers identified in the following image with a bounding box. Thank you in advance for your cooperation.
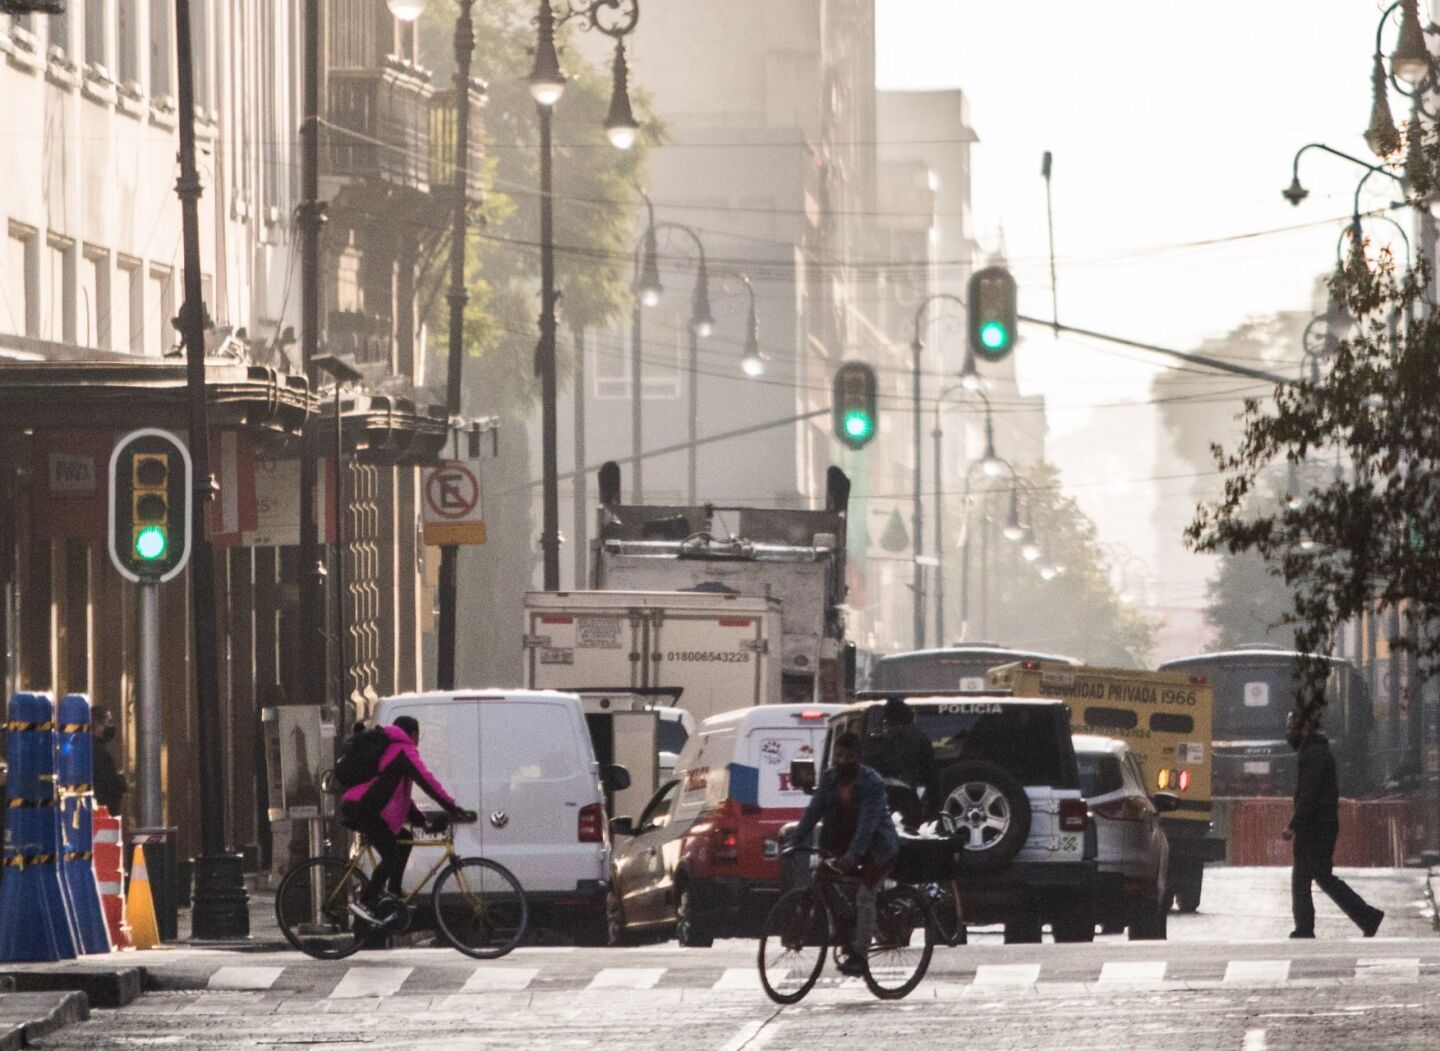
[341,803,412,905]
[1291,833,1374,934]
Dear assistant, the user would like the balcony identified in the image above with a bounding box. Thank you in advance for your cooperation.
[326,60,433,193]
[428,79,486,202]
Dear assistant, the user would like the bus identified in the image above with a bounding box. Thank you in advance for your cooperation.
[1158,648,1374,798]
[869,643,1081,694]
[986,660,1225,913]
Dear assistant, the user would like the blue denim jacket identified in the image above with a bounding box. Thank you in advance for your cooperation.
[785,764,900,865]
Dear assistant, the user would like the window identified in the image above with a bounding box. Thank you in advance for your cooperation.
[1150,713,1195,735]
[85,0,108,72]
[49,6,69,58]
[117,0,139,86]
[148,266,173,356]
[81,247,110,350]
[148,0,170,98]
[638,781,679,830]
[1081,706,1139,731]
[118,257,143,353]
[3,225,39,337]
[43,237,76,345]
[1077,753,1124,799]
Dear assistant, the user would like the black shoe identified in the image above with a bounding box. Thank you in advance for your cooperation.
[837,953,868,978]
[350,900,384,927]
[1361,909,1384,938]
[1288,930,1314,939]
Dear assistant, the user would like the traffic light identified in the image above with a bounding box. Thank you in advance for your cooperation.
[833,361,878,450]
[967,265,1017,361]
[108,429,192,583]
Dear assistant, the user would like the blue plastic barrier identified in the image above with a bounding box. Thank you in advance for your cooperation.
[0,692,79,961]
[56,694,111,954]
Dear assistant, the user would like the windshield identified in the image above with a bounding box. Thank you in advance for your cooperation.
[1164,656,1364,743]
[863,703,1078,788]
[657,718,689,755]
[870,650,1068,692]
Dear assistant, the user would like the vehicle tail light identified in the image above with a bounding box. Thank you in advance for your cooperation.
[795,709,827,720]
[1059,798,1087,832]
[578,803,604,843]
[1156,768,1171,790]
[1189,675,1208,685]
[714,827,740,862]
[1094,796,1149,822]
[1022,660,1040,670]
[1177,770,1190,792]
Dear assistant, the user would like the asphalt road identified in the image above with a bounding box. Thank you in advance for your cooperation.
[28,867,1440,1051]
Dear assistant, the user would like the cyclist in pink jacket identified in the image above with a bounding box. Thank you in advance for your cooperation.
[340,716,475,926]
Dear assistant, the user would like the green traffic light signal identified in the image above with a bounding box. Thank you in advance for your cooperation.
[979,320,1010,352]
[134,525,168,561]
[833,361,879,450]
[843,410,873,441]
[968,266,1017,362]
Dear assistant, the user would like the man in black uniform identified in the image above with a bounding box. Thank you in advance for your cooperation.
[90,706,127,815]
[1283,709,1383,939]
[866,698,936,831]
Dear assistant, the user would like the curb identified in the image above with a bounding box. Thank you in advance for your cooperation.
[0,991,89,1051]
[0,967,143,1009]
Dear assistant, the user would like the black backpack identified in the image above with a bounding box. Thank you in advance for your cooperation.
[331,727,391,791]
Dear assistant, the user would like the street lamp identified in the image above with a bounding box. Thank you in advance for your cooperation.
[385,0,427,21]
[1282,143,1403,208]
[1020,527,1042,563]
[1002,487,1025,542]
[1367,1,1440,158]
[527,0,643,590]
[932,386,1005,644]
[733,273,764,378]
[1391,0,1432,85]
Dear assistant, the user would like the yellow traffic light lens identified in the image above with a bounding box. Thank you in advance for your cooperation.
[979,321,1009,350]
[135,526,168,561]
[843,410,873,440]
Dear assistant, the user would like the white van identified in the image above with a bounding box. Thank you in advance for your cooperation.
[374,689,615,941]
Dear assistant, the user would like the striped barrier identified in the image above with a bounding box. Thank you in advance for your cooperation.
[92,805,132,950]
[55,694,111,953]
[0,692,80,961]
[1222,796,1417,867]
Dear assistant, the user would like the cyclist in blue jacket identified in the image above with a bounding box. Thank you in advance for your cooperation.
[785,732,900,976]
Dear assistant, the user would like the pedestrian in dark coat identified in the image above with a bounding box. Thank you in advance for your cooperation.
[90,706,127,814]
[1284,710,1383,938]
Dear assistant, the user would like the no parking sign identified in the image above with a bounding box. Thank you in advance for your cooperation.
[422,458,487,545]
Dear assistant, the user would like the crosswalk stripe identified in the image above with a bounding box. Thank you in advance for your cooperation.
[586,967,666,990]
[972,963,1041,986]
[460,966,538,992]
[713,967,762,991]
[207,966,285,991]
[1355,958,1420,981]
[328,966,413,999]
[1098,960,1167,984]
[1224,960,1290,984]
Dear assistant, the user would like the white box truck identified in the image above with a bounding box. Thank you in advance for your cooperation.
[522,590,783,724]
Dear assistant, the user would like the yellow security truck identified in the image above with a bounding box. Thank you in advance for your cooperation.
[987,660,1226,913]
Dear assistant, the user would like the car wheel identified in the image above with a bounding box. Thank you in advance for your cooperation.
[1051,912,1095,943]
[937,760,1032,873]
[676,885,713,948]
[1174,865,1203,914]
[605,887,632,947]
[1128,892,1168,941]
[1003,914,1043,944]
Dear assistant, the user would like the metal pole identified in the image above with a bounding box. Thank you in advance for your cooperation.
[911,341,925,649]
[631,298,643,502]
[333,386,346,716]
[573,325,587,587]
[687,327,698,503]
[174,0,247,939]
[980,503,991,639]
[933,422,945,646]
[299,0,328,705]
[437,2,476,686]
[1042,150,1058,330]
[958,503,971,641]
[538,101,561,591]
[137,581,161,829]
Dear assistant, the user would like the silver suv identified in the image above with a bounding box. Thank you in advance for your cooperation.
[831,695,1095,943]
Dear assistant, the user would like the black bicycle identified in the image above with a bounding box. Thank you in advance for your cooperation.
[758,848,937,1003]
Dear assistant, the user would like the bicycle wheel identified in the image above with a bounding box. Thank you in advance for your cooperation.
[758,889,829,1005]
[275,857,371,960]
[432,857,529,960]
[863,884,935,1000]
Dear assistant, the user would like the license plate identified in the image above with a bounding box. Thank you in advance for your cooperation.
[763,838,779,858]
[1243,761,1271,774]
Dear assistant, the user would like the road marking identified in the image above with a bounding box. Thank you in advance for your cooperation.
[1243,1028,1267,1051]
[587,967,666,990]
[206,966,285,991]
[1355,957,1420,981]
[1223,959,1290,984]
[712,967,762,991]
[328,966,413,999]
[1098,960,1167,984]
[972,963,1041,986]
[459,966,538,992]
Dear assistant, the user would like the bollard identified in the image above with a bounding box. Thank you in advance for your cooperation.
[0,692,80,961]
[92,805,133,950]
[55,694,112,953]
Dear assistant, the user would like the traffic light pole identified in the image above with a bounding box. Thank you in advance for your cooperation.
[137,581,161,829]
[911,340,925,650]
[173,0,248,940]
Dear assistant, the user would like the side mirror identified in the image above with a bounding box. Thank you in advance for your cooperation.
[610,816,636,837]
[604,764,632,792]
[1151,791,1181,814]
[790,758,817,795]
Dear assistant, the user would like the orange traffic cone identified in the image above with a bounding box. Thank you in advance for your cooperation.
[125,845,160,950]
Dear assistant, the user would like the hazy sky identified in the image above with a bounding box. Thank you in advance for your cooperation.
[877,0,1406,608]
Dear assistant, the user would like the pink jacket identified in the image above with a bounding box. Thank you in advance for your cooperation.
[341,725,457,834]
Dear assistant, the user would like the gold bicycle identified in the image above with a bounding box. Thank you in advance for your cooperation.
[275,817,528,960]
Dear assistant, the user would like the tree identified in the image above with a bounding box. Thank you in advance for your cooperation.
[966,463,1153,667]
[1205,547,1296,650]
[415,4,659,682]
[1188,238,1440,724]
